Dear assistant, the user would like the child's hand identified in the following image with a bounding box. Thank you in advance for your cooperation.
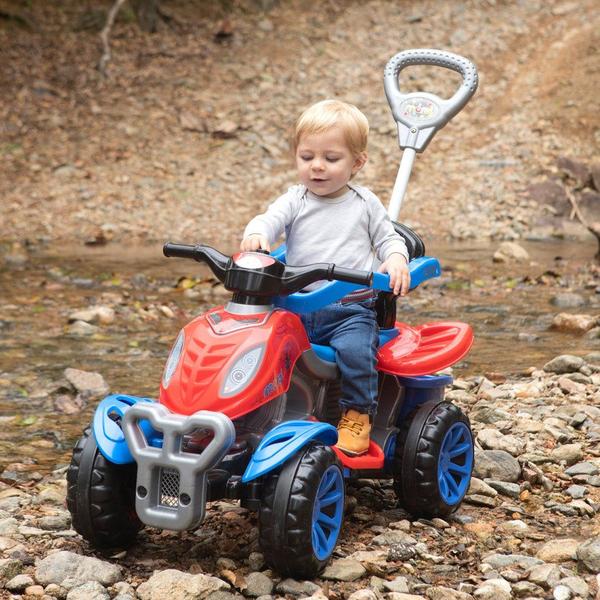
[241,234,271,252]
[379,253,410,296]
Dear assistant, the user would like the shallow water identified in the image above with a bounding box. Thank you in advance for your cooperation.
[0,238,598,474]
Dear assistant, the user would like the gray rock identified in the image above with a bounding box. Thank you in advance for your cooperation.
[550,293,586,308]
[0,558,22,580]
[511,581,544,596]
[527,563,562,588]
[558,576,589,597]
[136,570,230,600]
[425,587,474,599]
[66,581,110,600]
[382,576,409,593]
[565,461,599,476]
[348,591,378,600]
[565,485,587,499]
[321,558,366,581]
[473,578,512,600]
[484,480,520,498]
[552,584,572,600]
[473,449,521,482]
[536,539,579,562]
[245,572,273,597]
[5,573,34,592]
[493,241,530,263]
[67,320,100,336]
[482,553,543,570]
[275,578,321,596]
[543,355,585,374]
[38,514,71,530]
[0,517,19,535]
[247,552,265,572]
[576,536,600,572]
[550,444,583,466]
[372,530,417,546]
[35,551,122,587]
[63,368,110,398]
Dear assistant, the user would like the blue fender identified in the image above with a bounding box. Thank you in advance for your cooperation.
[242,420,338,483]
[92,394,161,464]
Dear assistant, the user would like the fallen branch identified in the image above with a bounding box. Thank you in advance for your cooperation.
[98,0,127,77]
[566,186,600,259]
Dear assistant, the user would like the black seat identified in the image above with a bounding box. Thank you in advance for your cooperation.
[375,222,425,328]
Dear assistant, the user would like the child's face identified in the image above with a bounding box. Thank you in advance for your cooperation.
[295,126,366,198]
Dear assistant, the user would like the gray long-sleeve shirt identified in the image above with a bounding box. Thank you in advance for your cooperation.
[243,183,409,274]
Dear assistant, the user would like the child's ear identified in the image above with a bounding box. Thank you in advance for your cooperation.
[352,152,367,174]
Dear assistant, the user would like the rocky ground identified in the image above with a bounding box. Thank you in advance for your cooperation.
[0,0,599,250]
[1,353,600,600]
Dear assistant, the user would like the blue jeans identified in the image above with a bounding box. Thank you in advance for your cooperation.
[301,300,378,416]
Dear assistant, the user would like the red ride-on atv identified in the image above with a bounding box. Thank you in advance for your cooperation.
[67,49,478,578]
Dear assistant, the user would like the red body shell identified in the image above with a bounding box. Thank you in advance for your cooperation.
[159,306,310,419]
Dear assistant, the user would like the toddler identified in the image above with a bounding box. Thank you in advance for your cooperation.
[241,100,410,455]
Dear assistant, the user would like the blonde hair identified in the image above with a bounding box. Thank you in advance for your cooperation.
[292,100,369,158]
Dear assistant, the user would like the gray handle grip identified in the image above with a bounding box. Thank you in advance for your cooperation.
[384,48,478,152]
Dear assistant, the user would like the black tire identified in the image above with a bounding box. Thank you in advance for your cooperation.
[394,401,474,518]
[66,428,142,548]
[258,443,345,579]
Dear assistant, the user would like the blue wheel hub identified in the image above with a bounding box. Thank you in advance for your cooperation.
[437,422,473,505]
[311,465,344,560]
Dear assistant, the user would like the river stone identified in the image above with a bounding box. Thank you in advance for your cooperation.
[565,461,599,476]
[67,320,99,336]
[68,306,115,325]
[527,563,562,588]
[559,576,589,597]
[535,539,579,562]
[484,480,520,498]
[425,587,473,600]
[136,570,230,600]
[5,573,34,591]
[473,578,512,600]
[383,594,424,600]
[552,313,597,333]
[482,553,543,570]
[275,578,321,596]
[550,444,583,466]
[576,536,600,572]
[348,591,378,600]
[473,449,521,482]
[543,355,585,374]
[66,581,110,600]
[372,530,417,546]
[382,576,409,593]
[64,368,110,398]
[0,517,19,535]
[492,241,529,263]
[321,558,366,581]
[0,558,23,580]
[550,293,586,308]
[35,551,122,587]
[245,572,273,597]
[552,584,572,600]
[477,429,525,456]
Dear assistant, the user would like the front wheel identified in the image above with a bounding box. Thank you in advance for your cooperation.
[258,443,345,579]
[66,428,142,548]
[394,401,473,518]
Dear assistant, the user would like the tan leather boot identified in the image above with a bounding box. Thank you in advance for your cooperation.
[336,409,371,456]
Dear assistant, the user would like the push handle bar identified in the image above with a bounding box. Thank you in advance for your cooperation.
[384,48,478,152]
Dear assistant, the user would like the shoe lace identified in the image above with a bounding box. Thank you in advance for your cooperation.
[338,416,365,435]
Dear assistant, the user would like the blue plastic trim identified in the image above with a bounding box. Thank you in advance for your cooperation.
[397,374,453,388]
[311,465,344,560]
[274,256,440,314]
[270,244,287,262]
[242,420,338,483]
[92,394,161,465]
[437,422,473,505]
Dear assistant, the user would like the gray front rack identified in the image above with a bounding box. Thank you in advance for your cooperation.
[122,403,236,530]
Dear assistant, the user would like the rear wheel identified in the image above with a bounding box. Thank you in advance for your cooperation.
[258,443,345,578]
[66,428,142,548]
[394,401,473,517]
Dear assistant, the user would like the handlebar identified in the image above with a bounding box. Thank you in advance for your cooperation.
[384,48,478,152]
[163,242,374,299]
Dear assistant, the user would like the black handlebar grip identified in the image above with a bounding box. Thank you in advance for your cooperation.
[331,266,373,286]
[163,243,197,258]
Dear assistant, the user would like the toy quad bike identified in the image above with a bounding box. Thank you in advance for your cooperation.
[67,49,478,578]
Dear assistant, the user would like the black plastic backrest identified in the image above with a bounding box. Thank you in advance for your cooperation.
[392,222,425,261]
[376,223,426,328]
